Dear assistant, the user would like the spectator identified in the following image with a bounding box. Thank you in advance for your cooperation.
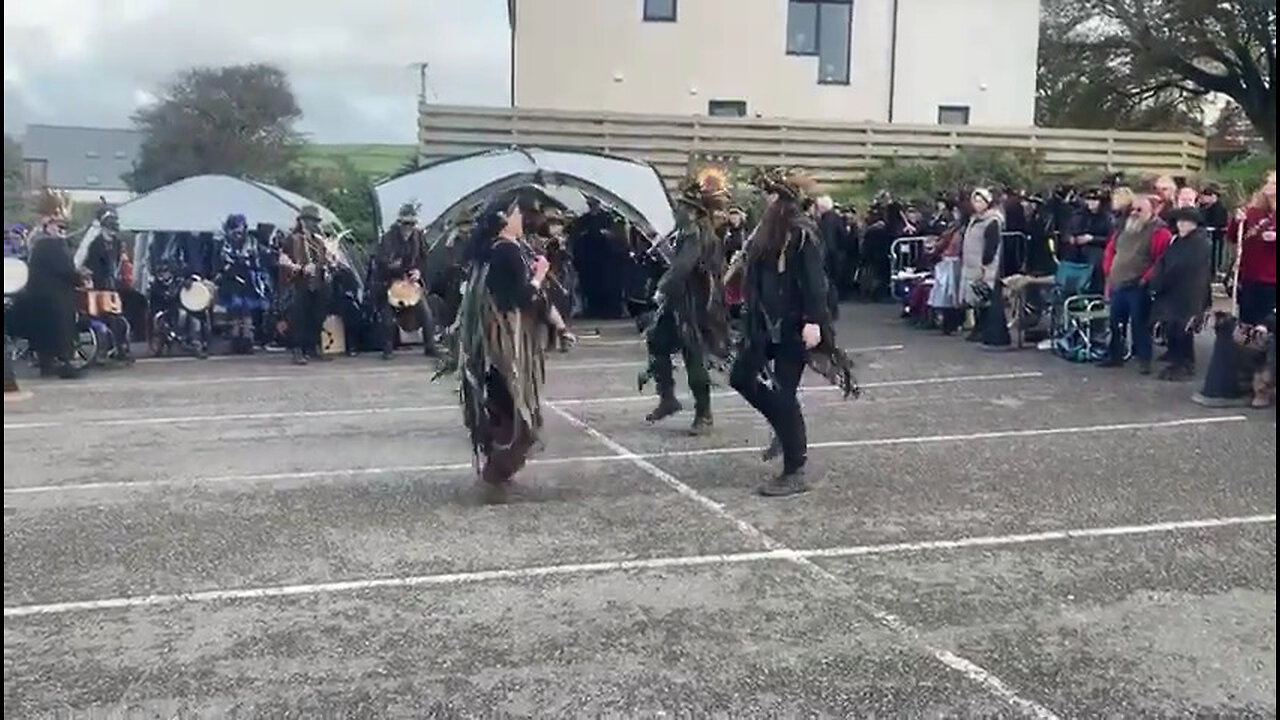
[1064,187,1114,291]
[1226,170,1277,325]
[1198,184,1230,230]
[1101,193,1173,373]
[1109,186,1135,221]
[1148,206,1213,381]
[1174,185,1199,209]
[960,187,1003,342]
[1153,175,1178,224]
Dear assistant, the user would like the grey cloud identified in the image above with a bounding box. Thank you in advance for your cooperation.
[4,0,509,143]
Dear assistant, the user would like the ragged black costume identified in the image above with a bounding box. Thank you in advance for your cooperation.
[638,167,733,435]
[436,195,560,495]
[279,206,334,365]
[730,168,859,497]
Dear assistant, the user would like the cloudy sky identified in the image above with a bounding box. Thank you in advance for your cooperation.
[3,0,510,144]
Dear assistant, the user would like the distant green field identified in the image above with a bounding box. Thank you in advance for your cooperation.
[300,143,417,178]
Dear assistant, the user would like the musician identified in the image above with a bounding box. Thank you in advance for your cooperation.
[731,169,858,497]
[278,205,333,365]
[82,209,133,361]
[374,203,435,359]
[215,214,268,354]
[641,167,733,435]
[24,192,82,379]
[451,194,552,498]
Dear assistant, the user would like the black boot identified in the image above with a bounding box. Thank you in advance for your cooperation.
[758,467,810,497]
[761,434,782,461]
[645,387,683,423]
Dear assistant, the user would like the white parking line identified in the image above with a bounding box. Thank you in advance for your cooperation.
[546,402,1062,718]
[5,514,1272,619]
[22,345,911,392]
[4,415,1246,495]
[0,370,1040,430]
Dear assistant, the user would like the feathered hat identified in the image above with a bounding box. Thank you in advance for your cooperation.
[34,188,72,222]
[679,165,732,211]
[750,166,817,202]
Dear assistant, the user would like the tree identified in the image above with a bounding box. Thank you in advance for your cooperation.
[275,157,378,244]
[4,134,25,226]
[1036,0,1203,130]
[1080,0,1276,150]
[125,63,304,193]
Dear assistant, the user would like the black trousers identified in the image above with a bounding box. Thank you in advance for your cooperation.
[1164,321,1196,369]
[378,298,434,352]
[646,310,711,408]
[1237,281,1277,326]
[289,284,329,354]
[730,338,808,472]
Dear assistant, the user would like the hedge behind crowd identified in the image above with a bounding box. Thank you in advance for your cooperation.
[826,148,1276,210]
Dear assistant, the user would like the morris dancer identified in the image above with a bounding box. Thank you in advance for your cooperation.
[639,167,733,435]
[731,168,859,497]
[25,191,82,379]
[441,195,555,499]
[375,203,435,359]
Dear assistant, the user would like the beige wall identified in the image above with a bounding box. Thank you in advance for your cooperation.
[891,0,1040,125]
[512,0,1039,126]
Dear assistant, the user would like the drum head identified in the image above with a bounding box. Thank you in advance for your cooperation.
[3,257,29,295]
[179,282,213,312]
[387,280,422,309]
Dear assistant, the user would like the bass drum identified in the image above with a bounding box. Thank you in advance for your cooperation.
[179,280,215,313]
[3,257,28,295]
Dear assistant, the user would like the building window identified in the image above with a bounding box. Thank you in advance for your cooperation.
[817,2,852,84]
[113,150,127,159]
[786,2,819,54]
[938,105,971,125]
[643,0,676,22]
[786,0,853,85]
[708,100,747,117]
[85,174,101,186]
[85,150,100,158]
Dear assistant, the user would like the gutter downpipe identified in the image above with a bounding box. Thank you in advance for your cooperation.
[887,0,900,122]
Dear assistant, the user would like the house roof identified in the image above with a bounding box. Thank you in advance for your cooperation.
[21,124,142,192]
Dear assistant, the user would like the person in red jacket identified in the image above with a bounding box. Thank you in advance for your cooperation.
[1226,170,1277,325]
[1100,193,1174,373]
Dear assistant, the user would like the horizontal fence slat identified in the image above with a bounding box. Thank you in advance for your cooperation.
[418,104,1206,186]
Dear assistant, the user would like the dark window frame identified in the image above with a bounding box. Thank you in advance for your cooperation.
[707,99,748,117]
[785,0,854,85]
[937,104,971,125]
[642,0,677,22]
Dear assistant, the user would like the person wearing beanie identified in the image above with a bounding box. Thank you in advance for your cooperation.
[959,187,1004,342]
[1148,205,1213,381]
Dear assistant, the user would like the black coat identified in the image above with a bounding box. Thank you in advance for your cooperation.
[24,231,80,359]
[1148,228,1212,325]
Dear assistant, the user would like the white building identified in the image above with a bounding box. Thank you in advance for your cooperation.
[509,0,1041,127]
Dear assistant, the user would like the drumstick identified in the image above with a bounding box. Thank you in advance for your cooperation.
[1230,216,1244,308]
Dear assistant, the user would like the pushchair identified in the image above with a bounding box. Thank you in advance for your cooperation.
[1050,261,1110,362]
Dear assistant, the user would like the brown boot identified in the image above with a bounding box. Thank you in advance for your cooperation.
[1251,369,1275,409]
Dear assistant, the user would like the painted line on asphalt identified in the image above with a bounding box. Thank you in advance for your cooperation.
[1,370,1037,430]
[5,514,1272,620]
[550,402,1072,718]
[23,345,907,392]
[4,415,1247,496]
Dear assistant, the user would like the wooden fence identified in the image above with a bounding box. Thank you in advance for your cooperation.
[418,104,1207,188]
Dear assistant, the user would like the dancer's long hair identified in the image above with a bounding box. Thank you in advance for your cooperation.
[462,195,520,267]
[747,194,804,266]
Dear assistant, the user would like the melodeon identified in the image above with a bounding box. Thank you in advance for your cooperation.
[77,289,123,317]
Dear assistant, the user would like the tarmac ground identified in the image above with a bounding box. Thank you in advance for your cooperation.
[3,303,1276,718]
